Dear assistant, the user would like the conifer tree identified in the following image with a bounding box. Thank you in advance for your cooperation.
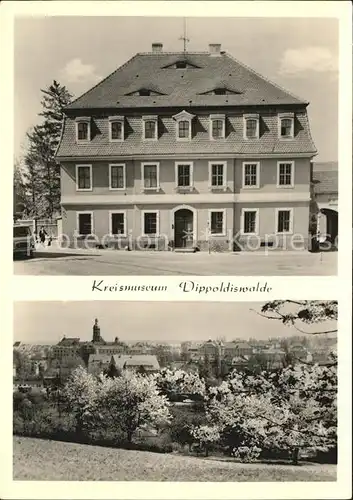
[22,80,73,218]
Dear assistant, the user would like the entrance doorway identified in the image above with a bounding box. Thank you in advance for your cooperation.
[319,208,338,248]
[174,209,194,248]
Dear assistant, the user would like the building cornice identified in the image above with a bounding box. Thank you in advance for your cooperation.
[61,192,310,206]
[57,152,317,162]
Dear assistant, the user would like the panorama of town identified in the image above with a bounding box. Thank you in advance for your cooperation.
[14,318,336,392]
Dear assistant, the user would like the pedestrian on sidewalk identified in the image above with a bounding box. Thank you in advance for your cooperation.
[38,226,48,246]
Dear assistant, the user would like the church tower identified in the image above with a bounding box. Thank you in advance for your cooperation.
[92,318,104,344]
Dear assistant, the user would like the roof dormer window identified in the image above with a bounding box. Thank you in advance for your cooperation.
[142,115,158,141]
[161,58,201,70]
[214,88,226,95]
[125,86,165,96]
[109,116,124,142]
[244,114,260,139]
[75,117,91,143]
[172,110,195,141]
[278,113,294,139]
[175,60,187,69]
[199,86,243,96]
[210,114,225,140]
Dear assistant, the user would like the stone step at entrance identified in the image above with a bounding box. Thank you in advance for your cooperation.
[174,247,196,253]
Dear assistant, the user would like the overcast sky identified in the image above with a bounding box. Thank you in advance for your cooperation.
[14,16,338,162]
[14,301,337,344]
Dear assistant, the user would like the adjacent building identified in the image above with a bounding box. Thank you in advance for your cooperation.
[56,42,317,251]
[311,161,338,245]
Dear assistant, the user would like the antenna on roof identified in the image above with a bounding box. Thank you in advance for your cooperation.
[179,18,189,54]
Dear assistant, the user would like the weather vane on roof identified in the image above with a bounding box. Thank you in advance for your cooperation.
[179,18,189,54]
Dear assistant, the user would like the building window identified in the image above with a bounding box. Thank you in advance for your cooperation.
[175,162,193,188]
[109,164,126,190]
[209,162,227,188]
[142,162,160,190]
[173,110,194,141]
[244,114,259,139]
[176,60,187,69]
[209,210,226,235]
[143,117,158,140]
[243,162,260,188]
[278,113,294,138]
[214,88,226,95]
[210,114,225,139]
[110,211,126,236]
[109,119,124,141]
[276,209,293,233]
[280,118,293,137]
[77,212,93,235]
[75,119,91,142]
[178,120,190,139]
[242,209,258,235]
[142,211,159,236]
[277,161,294,187]
[76,165,92,191]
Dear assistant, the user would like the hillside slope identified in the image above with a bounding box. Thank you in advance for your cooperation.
[13,437,336,482]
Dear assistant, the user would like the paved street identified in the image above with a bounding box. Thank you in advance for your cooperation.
[14,245,337,276]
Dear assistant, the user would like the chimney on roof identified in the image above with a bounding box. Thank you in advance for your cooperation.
[152,43,163,53]
[209,43,221,55]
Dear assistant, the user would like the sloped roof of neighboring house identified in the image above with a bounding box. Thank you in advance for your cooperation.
[66,51,307,110]
[112,354,160,371]
[261,347,286,355]
[56,50,316,159]
[58,337,80,346]
[231,355,249,364]
[225,342,252,350]
[88,354,111,364]
[312,168,338,195]
[312,161,338,172]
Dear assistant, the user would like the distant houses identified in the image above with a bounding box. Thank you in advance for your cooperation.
[88,353,160,376]
[13,319,336,394]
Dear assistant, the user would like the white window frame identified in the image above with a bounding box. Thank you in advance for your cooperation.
[177,120,192,141]
[141,210,160,237]
[76,211,94,236]
[241,208,259,235]
[75,118,91,143]
[75,164,92,192]
[172,110,195,142]
[175,161,194,189]
[109,163,126,191]
[109,210,127,237]
[277,161,295,188]
[208,161,227,189]
[142,116,158,141]
[209,114,226,140]
[275,208,293,235]
[141,162,160,191]
[208,209,227,237]
[109,118,124,142]
[278,113,294,139]
[243,114,260,140]
[242,162,260,189]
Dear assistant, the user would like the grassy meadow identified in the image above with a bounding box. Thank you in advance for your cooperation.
[13,437,337,482]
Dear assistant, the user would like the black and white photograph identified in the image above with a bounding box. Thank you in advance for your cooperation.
[13,16,338,276]
[2,1,351,499]
[13,300,337,482]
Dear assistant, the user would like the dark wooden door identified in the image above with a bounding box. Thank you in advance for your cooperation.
[174,209,193,248]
